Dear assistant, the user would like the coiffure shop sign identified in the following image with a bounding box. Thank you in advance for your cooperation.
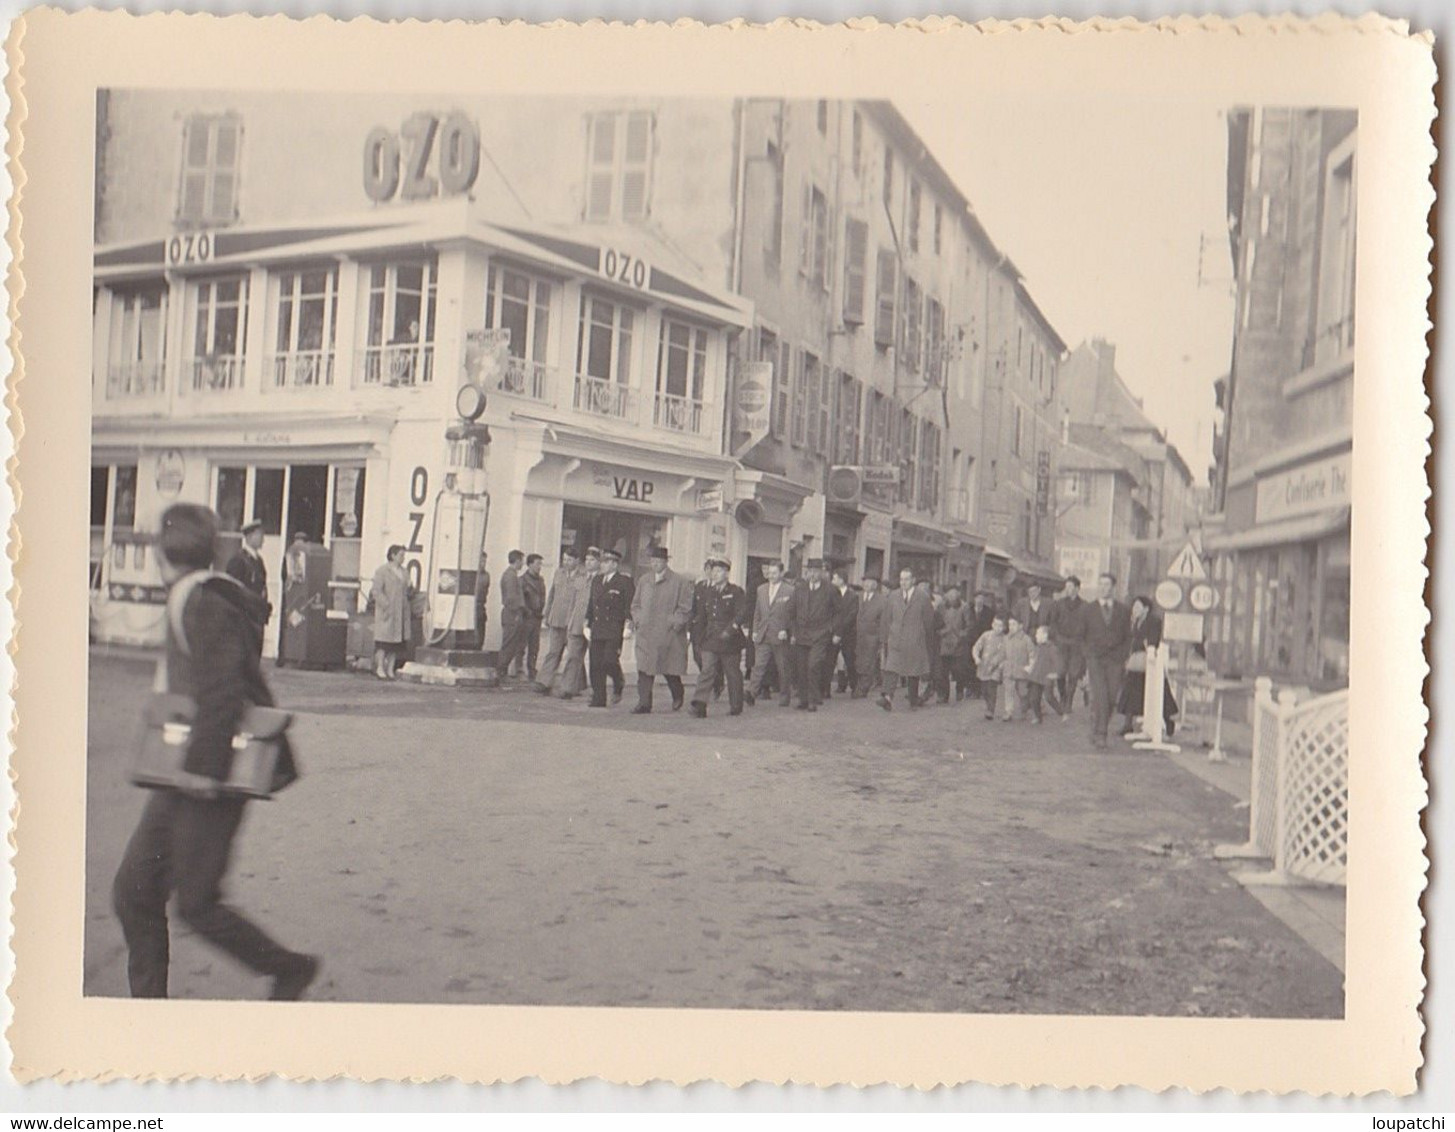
[1255,451,1351,523]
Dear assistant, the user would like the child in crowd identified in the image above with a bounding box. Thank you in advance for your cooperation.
[971,615,1006,721]
[1023,623,1065,724]
[1001,615,1032,722]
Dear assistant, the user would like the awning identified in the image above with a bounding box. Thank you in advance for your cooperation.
[1205,507,1350,553]
[983,544,1013,561]
[1012,558,1064,589]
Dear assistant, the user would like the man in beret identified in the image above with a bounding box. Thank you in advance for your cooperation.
[224,519,271,649]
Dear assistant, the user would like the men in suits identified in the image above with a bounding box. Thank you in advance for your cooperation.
[878,567,936,711]
[1013,582,1055,637]
[495,549,527,680]
[786,558,838,712]
[689,557,749,717]
[630,546,694,714]
[821,568,859,699]
[748,559,795,707]
[223,519,271,647]
[584,547,634,707]
[520,553,547,680]
[1081,572,1132,749]
[555,547,597,700]
[852,576,888,697]
[534,547,579,695]
[1048,575,1088,718]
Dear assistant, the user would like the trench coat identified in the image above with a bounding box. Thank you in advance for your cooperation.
[630,567,695,676]
[854,591,889,667]
[371,561,411,645]
[883,586,935,677]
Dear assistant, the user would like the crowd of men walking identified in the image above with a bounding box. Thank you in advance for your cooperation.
[471,547,1175,749]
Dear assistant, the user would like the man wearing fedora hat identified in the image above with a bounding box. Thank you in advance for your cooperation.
[786,557,839,712]
[629,545,694,713]
[224,519,272,649]
[689,556,749,717]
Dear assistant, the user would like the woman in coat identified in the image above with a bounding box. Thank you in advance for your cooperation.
[878,568,936,710]
[370,544,411,680]
[1116,596,1179,736]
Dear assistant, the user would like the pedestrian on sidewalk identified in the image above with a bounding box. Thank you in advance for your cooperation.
[1023,624,1066,724]
[369,544,411,680]
[787,558,838,712]
[520,553,547,681]
[748,559,794,706]
[852,575,888,698]
[585,548,633,707]
[878,567,934,712]
[689,557,749,717]
[533,547,579,695]
[1048,575,1088,718]
[556,547,597,699]
[1080,572,1132,749]
[223,518,271,649]
[972,615,1007,720]
[1002,615,1033,721]
[630,547,694,713]
[1116,596,1179,738]
[934,586,972,704]
[113,502,317,1001]
[495,550,528,681]
[472,550,492,652]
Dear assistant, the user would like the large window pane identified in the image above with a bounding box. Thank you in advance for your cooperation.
[216,467,247,531]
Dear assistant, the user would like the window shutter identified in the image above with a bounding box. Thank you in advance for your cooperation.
[874,249,896,346]
[586,115,616,221]
[843,219,867,324]
[806,357,820,452]
[798,184,812,276]
[776,340,790,438]
[818,363,831,453]
[621,112,652,221]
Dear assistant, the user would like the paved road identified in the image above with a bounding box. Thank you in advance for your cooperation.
[84,653,1344,1017]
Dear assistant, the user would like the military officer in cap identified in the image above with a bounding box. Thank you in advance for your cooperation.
[584,547,634,707]
[689,556,749,717]
[224,519,272,647]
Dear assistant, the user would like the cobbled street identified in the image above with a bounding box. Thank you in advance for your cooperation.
[84,652,1344,1017]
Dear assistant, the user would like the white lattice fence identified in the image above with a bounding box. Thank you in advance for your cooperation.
[1277,691,1350,885]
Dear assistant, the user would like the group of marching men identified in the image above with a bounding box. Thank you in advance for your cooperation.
[518,545,1127,730]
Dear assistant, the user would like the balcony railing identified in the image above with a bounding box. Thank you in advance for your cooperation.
[267,351,336,392]
[652,391,710,436]
[573,374,636,422]
[106,360,165,400]
[359,343,434,388]
[188,355,244,395]
[495,356,555,404]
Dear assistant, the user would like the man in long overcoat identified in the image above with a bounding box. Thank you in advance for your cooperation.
[852,576,888,697]
[1080,572,1132,749]
[584,548,634,707]
[629,546,694,713]
[935,586,973,702]
[534,547,579,695]
[689,557,749,717]
[786,558,838,712]
[521,554,547,680]
[878,566,936,711]
[748,559,795,706]
[555,547,597,699]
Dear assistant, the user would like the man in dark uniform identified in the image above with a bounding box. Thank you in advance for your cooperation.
[822,567,859,699]
[224,519,272,648]
[689,557,749,718]
[786,558,839,712]
[584,547,634,707]
[688,558,725,701]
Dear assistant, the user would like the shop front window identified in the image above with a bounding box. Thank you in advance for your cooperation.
[90,463,137,577]
[360,258,438,386]
[485,264,554,402]
[1318,536,1351,684]
[574,293,637,421]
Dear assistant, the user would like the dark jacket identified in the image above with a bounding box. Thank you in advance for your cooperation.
[787,580,839,646]
[521,571,547,620]
[1013,596,1055,636]
[223,547,271,626]
[831,586,859,640]
[1081,598,1133,664]
[166,574,297,785]
[1129,608,1164,655]
[586,570,635,640]
[1048,595,1087,647]
[692,581,749,654]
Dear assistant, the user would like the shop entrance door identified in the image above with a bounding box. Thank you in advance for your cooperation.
[561,503,669,578]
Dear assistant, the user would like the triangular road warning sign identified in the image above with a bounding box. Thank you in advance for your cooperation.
[1167,541,1208,581]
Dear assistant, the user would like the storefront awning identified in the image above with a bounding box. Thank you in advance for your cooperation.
[1205,507,1350,553]
[983,545,1013,561]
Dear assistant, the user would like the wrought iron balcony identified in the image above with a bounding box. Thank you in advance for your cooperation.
[573,374,637,422]
[652,391,710,436]
[495,356,555,404]
[187,354,244,394]
[359,343,434,388]
[266,351,336,392]
[105,360,165,400]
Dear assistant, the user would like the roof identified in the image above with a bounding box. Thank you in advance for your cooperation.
[1067,423,1149,484]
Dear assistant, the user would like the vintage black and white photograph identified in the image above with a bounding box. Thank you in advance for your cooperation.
[77,82,1366,1021]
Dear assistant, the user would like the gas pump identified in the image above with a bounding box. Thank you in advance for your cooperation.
[401,380,494,683]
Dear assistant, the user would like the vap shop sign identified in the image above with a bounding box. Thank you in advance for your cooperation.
[364,112,481,203]
[591,466,659,507]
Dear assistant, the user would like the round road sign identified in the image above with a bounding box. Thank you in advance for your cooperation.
[1189,582,1217,612]
[1155,579,1184,611]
